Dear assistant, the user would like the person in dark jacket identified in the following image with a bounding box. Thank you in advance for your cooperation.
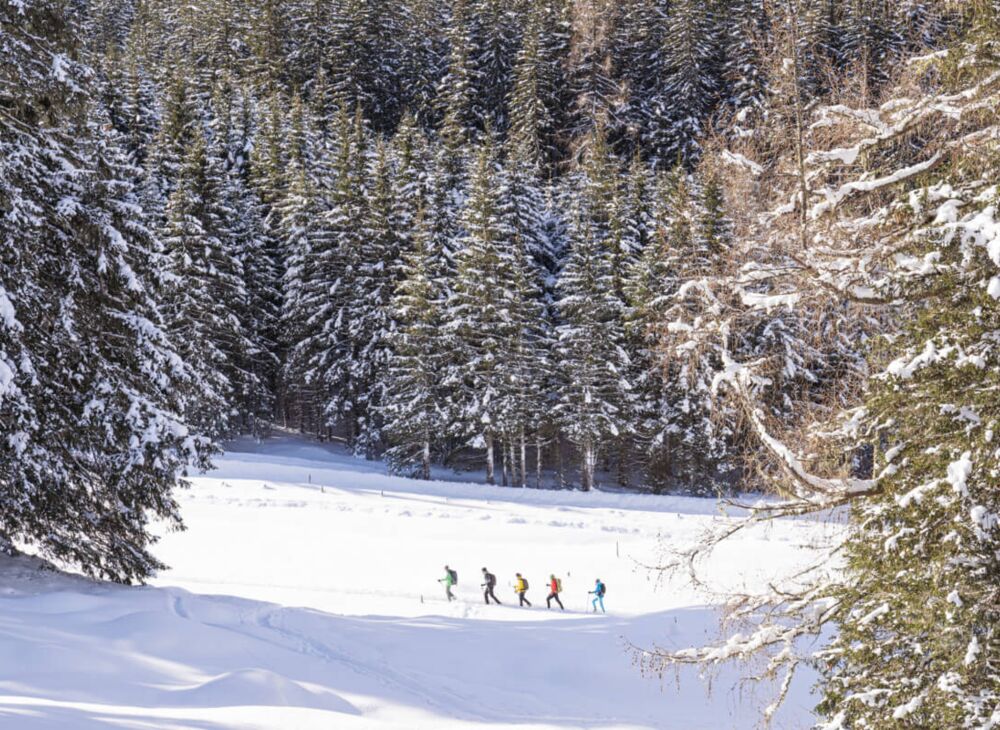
[481,567,501,605]
[546,574,564,610]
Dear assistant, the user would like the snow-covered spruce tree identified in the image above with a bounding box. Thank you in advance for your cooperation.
[533,0,573,168]
[160,125,254,436]
[554,125,630,490]
[446,140,517,484]
[319,108,371,442]
[0,0,209,582]
[610,154,653,306]
[644,0,722,167]
[637,10,1000,726]
[276,134,329,434]
[722,0,769,136]
[507,9,557,174]
[622,170,682,492]
[611,0,666,159]
[143,68,203,225]
[507,0,570,177]
[565,1,621,144]
[471,0,520,135]
[497,140,551,487]
[381,206,449,480]
[633,167,737,493]
[349,143,403,456]
[840,0,902,105]
[399,0,449,129]
[246,0,290,89]
[437,0,482,161]
[209,80,281,432]
[608,153,653,485]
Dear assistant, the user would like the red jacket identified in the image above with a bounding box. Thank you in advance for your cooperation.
[550,577,559,593]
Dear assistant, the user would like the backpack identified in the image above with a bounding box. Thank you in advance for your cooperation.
[522,577,529,591]
[485,572,496,587]
[598,581,606,597]
[449,568,458,585]
[556,578,563,593]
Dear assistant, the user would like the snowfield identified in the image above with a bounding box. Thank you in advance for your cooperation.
[1,435,838,729]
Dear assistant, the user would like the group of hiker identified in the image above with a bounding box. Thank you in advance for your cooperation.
[439,566,607,613]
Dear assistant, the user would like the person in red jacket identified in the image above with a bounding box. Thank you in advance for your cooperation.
[546,574,564,610]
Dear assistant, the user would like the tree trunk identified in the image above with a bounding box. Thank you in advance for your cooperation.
[421,434,431,482]
[485,432,495,485]
[519,428,527,488]
[558,439,565,489]
[536,439,543,489]
[617,441,629,487]
[502,440,509,487]
[581,440,595,491]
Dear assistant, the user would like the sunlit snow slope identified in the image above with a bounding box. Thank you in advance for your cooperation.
[0,434,835,729]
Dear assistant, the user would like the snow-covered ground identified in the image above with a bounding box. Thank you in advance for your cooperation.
[1,434,838,729]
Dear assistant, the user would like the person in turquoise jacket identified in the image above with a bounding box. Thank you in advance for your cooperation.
[589,578,606,613]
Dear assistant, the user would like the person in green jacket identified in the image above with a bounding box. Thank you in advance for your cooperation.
[439,565,457,602]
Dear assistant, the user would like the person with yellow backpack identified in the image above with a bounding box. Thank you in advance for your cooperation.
[514,573,531,607]
[546,574,564,610]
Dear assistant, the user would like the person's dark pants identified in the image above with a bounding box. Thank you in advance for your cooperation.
[446,585,455,601]
[484,587,501,604]
[518,591,531,607]
[546,592,564,609]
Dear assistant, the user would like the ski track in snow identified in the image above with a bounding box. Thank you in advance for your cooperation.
[0,434,833,729]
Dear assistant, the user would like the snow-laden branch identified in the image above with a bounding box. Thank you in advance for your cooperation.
[713,352,876,504]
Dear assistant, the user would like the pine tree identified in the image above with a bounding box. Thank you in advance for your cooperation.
[144,66,207,224]
[437,0,481,169]
[350,143,403,455]
[612,0,667,157]
[160,127,254,436]
[814,13,1000,725]
[277,140,328,433]
[841,0,900,104]
[554,211,630,491]
[623,174,681,490]
[210,81,281,431]
[566,2,621,143]
[535,0,574,166]
[644,0,722,167]
[401,0,450,128]
[610,154,653,301]
[446,141,517,483]
[382,207,449,479]
[723,0,769,134]
[319,108,371,442]
[472,0,520,134]
[0,0,210,581]
[554,126,630,490]
[247,0,290,88]
[657,168,735,490]
[507,11,557,172]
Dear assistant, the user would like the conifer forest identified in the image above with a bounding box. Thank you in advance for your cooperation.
[2,0,1000,726]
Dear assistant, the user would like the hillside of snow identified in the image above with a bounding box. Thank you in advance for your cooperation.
[0,435,838,729]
